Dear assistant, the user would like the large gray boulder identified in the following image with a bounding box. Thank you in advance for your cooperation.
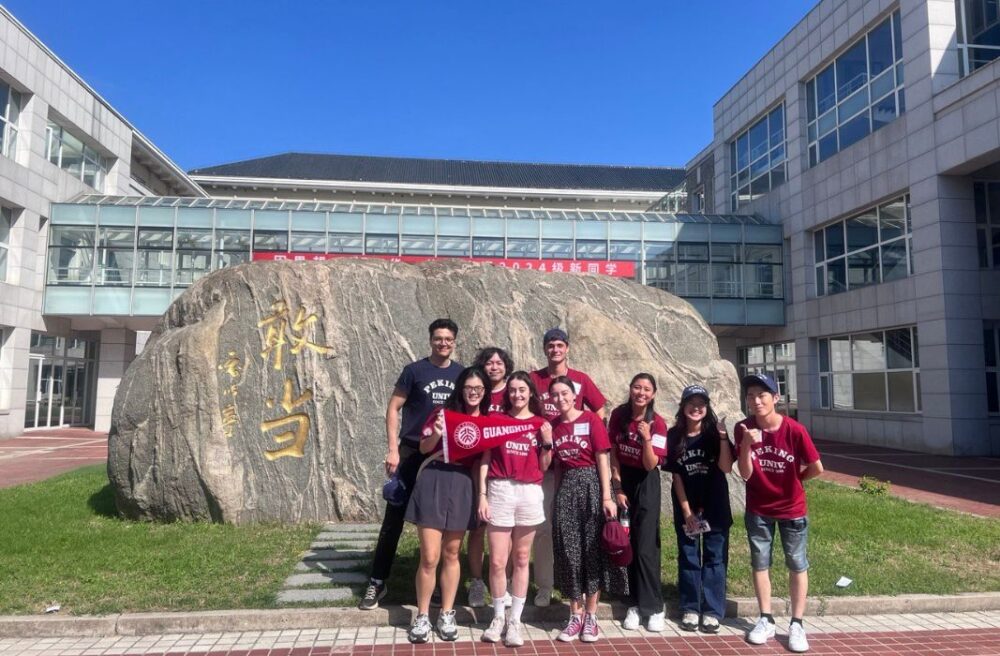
[108,259,745,523]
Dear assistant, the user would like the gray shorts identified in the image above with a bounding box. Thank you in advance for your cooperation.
[745,511,809,573]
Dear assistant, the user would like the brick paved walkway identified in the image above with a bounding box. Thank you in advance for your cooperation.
[815,438,1000,518]
[0,429,107,489]
[2,612,998,655]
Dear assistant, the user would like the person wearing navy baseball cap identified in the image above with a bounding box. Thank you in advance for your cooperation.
[736,373,823,653]
[666,384,733,634]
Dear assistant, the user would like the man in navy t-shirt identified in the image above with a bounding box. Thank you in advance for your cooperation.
[359,318,464,610]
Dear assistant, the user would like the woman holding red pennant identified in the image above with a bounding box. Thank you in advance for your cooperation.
[404,366,490,644]
[549,376,627,644]
[477,371,552,647]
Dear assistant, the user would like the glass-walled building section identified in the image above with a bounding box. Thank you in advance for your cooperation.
[46,197,786,326]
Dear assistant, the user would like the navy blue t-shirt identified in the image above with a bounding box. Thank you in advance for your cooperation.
[667,428,733,530]
[395,358,464,445]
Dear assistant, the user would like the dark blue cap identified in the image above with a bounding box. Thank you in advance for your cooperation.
[543,327,569,344]
[741,373,779,395]
[382,473,407,507]
[681,384,710,402]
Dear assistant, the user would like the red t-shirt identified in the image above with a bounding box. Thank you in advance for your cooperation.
[551,410,611,469]
[420,409,480,468]
[488,386,507,415]
[487,415,547,484]
[607,406,669,469]
[531,368,607,421]
[735,416,821,519]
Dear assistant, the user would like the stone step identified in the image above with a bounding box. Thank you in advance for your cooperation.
[310,540,374,550]
[322,523,381,532]
[276,587,354,605]
[294,558,369,572]
[302,548,370,561]
[284,571,369,587]
[313,531,378,544]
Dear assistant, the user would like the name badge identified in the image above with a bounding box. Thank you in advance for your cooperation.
[572,381,582,394]
[573,422,590,436]
[651,433,667,450]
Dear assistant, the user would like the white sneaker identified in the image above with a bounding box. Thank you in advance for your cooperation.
[646,610,666,632]
[747,616,776,645]
[680,611,699,631]
[504,619,524,647]
[468,578,487,608]
[788,621,809,652]
[534,587,552,607]
[481,615,505,643]
[622,606,641,631]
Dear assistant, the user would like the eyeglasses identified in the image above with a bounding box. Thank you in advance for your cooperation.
[432,337,455,344]
[463,386,485,394]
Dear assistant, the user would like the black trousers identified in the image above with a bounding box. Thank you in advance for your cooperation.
[370,442,426,581]
[620,464,664,616]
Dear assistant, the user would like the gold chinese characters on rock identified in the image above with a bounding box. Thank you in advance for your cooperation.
[217,350,243,438]
[255,299,332,461]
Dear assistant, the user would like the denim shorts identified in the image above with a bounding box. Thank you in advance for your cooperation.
[745,511,809,572]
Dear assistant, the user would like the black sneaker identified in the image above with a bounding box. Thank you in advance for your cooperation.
[358,580,387,610]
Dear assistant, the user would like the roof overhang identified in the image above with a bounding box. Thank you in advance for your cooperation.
[190,175,668,202]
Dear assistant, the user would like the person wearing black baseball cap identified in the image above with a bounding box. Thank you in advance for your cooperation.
[736,373,823,653]
[666,384,733,634]
[529,327,607,607]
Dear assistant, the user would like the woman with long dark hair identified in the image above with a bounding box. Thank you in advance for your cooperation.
[477,371,552,647]
[465,347,516,608]
[548,376,627,643]
[609,373,669,632]
[405,366,491,644]
[666,385,733,633]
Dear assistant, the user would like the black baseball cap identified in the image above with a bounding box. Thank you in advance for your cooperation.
[543,327,569,344]
[681,385,710,402]
[741,373,779,395]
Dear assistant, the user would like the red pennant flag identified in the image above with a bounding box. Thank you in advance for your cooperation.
[435,410,543,463]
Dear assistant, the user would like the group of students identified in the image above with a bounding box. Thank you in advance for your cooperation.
[361,319,824,654]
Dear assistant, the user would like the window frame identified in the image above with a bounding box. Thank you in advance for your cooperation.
[0,80,21,160]
[817,326,921,413]
[45,121,109,190]
[729,103,787,211]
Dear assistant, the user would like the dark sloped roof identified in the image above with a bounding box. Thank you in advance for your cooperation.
[188,153,685,192]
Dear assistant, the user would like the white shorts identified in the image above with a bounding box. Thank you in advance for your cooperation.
[487,478,545,528]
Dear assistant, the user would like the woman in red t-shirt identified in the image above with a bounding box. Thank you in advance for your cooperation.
[466,347,516,609]
[548,376,627,644]
[404,366,490,644]
[609,373,669,633]
[476,371,552,647]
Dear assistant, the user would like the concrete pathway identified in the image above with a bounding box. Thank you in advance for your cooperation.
[276,524,377,606]
[1,611,997,655]
[815,438,1000,517]
[0,429,107,489]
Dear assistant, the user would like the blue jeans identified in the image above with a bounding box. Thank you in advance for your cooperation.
[744,512,809,572]
[675,525,729,619]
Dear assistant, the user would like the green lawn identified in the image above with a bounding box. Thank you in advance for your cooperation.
[0,468,997,616]
[0,466,317,615]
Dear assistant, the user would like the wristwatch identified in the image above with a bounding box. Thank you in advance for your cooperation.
[541,442,554,451]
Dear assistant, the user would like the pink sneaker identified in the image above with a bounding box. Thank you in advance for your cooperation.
[581,613,601,643]
[558,614,584,642]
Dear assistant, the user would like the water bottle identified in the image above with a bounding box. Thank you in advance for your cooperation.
[620,506,631,535]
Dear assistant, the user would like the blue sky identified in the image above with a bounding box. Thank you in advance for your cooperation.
[7,1,817,171]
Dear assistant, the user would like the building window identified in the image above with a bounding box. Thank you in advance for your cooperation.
[975,182,1000,268]
[806,10,904,167]
[986,323,999,414]
[692,187,706,214]
[730,104,786,211]
[738,341,798,418]
[957,0,1000,75]
[0,81,21,160]
[818,327,920,413]
[814,195,911,296]
[0,206,11,283]
[45,121,108,190]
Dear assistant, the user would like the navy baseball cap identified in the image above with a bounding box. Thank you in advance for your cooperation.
[382,473,407,507]
[681,384,710,402]
[741,373,779,395]
[543,327,569,344]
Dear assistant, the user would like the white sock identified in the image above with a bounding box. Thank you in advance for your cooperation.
[493,597,506,620]
[510,595,526,623]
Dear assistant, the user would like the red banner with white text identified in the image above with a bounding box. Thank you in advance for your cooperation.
[252,252,635,277]
[433,410,541,464]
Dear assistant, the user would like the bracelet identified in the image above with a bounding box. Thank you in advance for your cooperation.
[480,492,488,497]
